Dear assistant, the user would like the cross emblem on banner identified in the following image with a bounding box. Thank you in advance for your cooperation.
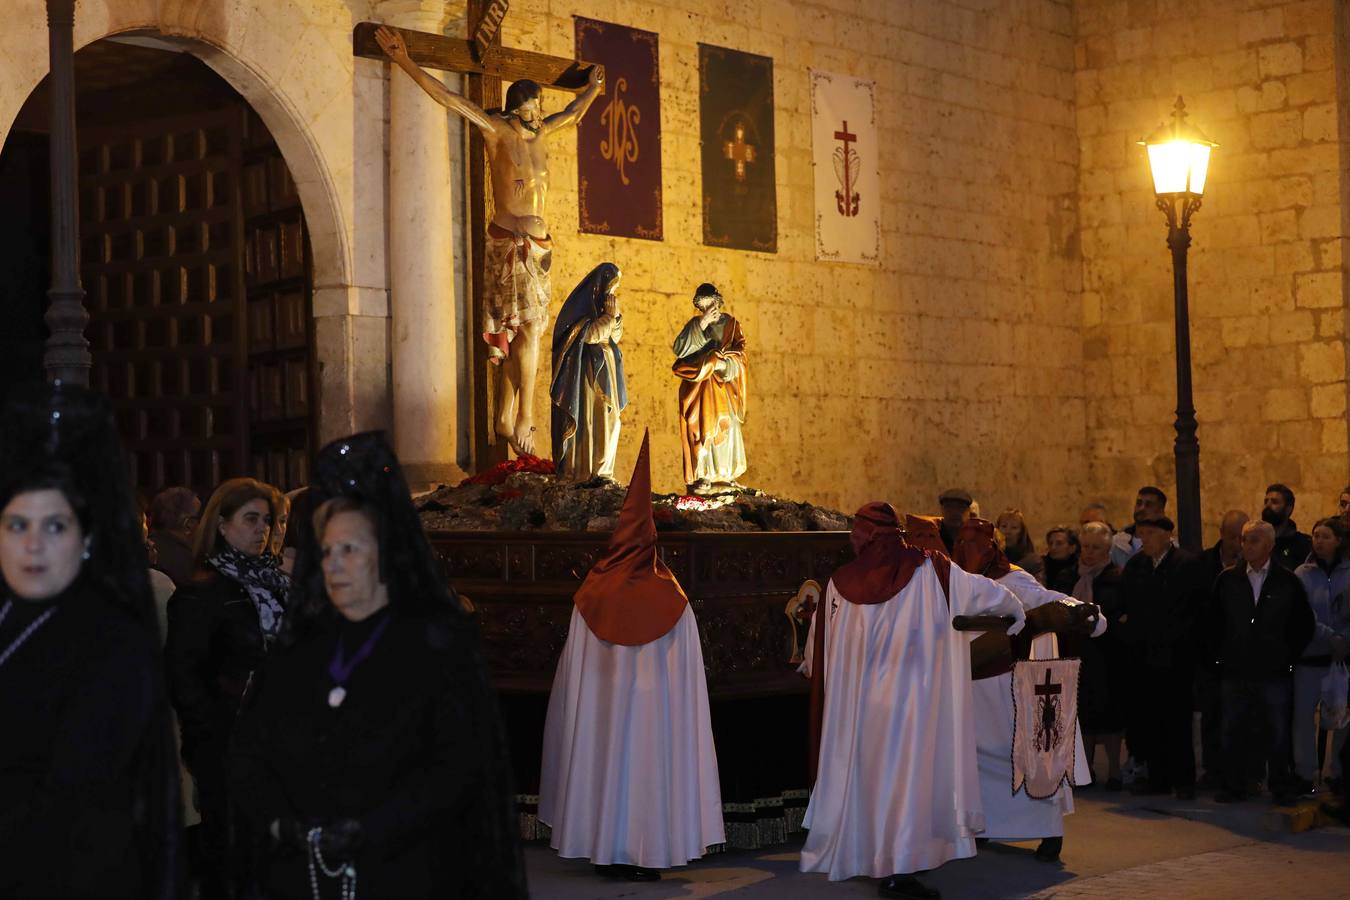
[833,119,860,217]
[724,123,756,181]
[1033,667,1063,753]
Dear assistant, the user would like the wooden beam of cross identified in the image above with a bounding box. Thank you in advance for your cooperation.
[352,22,600,93]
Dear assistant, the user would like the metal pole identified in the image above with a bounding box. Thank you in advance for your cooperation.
[43,0,91,386]
[1167,200,1203,552]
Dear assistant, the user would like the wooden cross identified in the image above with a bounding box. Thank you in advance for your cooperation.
[352,11,601,469]
[723,123,756,181]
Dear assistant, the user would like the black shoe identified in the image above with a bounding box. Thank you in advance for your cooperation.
[1129,782,1170,796]
[1175,788,1196,801]
[595,863,660,881]
[878,874,940,898]
[1214,790,1246,803]
[1104,777,1123,792]
[1273,792,1299,807]
[1034,837,1063,863]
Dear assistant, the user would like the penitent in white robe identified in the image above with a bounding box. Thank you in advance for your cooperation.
[972,569,1104,840]
[539,604,724,868]
[800,561,1025,880]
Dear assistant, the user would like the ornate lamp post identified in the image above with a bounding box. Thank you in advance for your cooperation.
[43,0,91,386]
[1139,97,1217,552]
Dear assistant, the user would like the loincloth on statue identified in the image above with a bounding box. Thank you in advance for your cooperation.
[483,222,552,363]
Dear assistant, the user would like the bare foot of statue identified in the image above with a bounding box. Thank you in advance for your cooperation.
[508,419,536,458]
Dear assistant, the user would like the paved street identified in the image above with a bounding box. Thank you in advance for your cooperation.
[525,791,1350,898]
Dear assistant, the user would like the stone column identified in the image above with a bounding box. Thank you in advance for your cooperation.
[383,3,465,488]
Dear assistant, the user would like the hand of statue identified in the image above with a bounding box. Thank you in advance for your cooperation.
[588,65,605,90]
[700,310,722,331]
[374,26,410,63]
[603,295,618,318]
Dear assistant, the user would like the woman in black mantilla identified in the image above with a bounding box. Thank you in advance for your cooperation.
[231,432,526,899]
[165,475,286,897]
[0,382,182,899]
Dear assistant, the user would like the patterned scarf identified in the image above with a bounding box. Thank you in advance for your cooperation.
[208,545,289,647]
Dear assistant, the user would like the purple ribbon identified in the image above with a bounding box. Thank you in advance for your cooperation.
[328,612,391,689]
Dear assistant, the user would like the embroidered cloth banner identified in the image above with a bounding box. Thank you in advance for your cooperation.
[699,44,776,253]
[1011,658,1081,799]
[810,70,880,264]
[575,17,663,241]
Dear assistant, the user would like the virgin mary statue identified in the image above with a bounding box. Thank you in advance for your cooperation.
[550,263,627,480]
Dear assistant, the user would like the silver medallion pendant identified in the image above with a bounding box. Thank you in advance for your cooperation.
[327,685,346,708]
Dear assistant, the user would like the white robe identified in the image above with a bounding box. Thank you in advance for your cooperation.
[973,569,1104,840]
[800,561,1026,880]
[539,604,724,868]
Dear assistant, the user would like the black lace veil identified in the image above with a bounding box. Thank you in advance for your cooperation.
[281,431,526,896]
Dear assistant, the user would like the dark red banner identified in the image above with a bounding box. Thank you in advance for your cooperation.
[575,17,663,241]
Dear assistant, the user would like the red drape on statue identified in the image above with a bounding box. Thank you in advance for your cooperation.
[672,317,747,485]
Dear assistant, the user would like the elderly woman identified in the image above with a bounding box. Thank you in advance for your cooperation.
[231,432,525,898]
[0,383,180,899]
[165,476,286,899]
[1065,521,1128,789]
[1293,517,1350,788]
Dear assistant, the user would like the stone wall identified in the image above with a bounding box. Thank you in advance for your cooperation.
[503,0,1089,523]
[1075,0,1350,534]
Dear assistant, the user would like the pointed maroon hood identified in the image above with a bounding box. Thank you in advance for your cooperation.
[574,431,689,645]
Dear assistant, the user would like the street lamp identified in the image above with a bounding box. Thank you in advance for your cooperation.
[1139,96,1217,552]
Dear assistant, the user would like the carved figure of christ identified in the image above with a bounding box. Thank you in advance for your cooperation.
[373,25,603,458]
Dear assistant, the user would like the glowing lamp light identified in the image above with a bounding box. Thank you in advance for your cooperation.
[1139,96,1217,199]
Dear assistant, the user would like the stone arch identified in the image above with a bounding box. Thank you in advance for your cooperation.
[0,0,356,293]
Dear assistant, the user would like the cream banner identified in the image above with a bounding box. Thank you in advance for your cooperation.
[811,70,880,265]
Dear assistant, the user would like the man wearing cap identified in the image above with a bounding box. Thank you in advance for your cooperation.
[800,503,1024,899]
[1118,515,1204,798]
[938,489,973,552]
[538,432,724,881]
[953,518,1104,864]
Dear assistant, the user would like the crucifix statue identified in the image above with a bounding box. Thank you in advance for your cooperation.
[354,16,604,462]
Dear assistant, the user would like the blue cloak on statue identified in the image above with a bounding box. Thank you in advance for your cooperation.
[550,263,627,478]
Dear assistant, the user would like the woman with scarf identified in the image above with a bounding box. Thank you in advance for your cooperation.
[231,432,526,899]
[1064,521,1128,790]
[165,476,287,899]
[550,262,627,481]
[0,382,182,899]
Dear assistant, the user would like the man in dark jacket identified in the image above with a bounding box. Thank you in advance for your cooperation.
[1194,510,1248,790]
[1211,520,1315,804]
[1263,483,1311,572]
[1120,516,1203,799]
